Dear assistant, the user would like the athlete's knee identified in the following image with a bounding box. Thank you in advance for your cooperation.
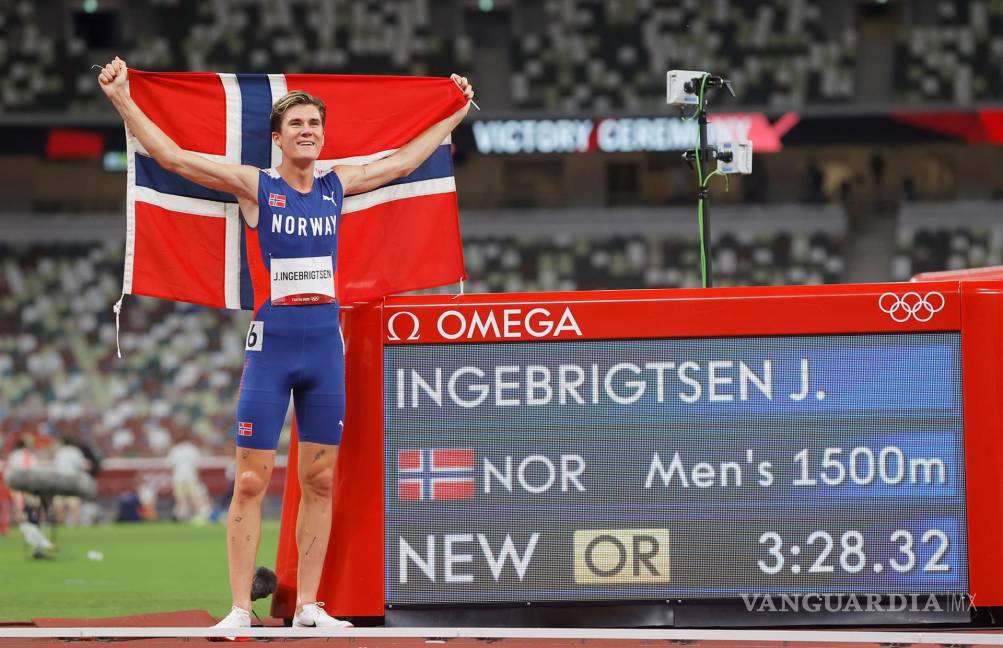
[301,467,334,500]
[234,470,268,501]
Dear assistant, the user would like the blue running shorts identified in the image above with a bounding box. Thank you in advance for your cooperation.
[234,311,345,450]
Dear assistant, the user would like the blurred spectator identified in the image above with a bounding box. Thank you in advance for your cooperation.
[116,489,143,523]
[4,436,55,558]
[0,455,11,536]
[902,177,917,203]
[71,437,103,479]
[52,436,89,526]
[806,161,824,203]
[4,436,39,524]
[167,434,209,523]
[137,475,159,521]
[870,154,886,210]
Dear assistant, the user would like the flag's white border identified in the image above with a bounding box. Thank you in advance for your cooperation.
[343,177,456,214]
[220,72,243,309]
[267,74,288,167]
[322,137,454,214]
[133,186,226,217]
[122,80,137,297]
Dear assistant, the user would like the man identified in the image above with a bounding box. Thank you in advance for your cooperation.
[166,434,209,523]
[98,57,474,630]
[53,436,89,527]
[5,436,39,523]
[4,436,54,558]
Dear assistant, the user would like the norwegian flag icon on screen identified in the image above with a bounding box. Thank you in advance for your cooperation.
[238,421,253,436]
[268,193,286,208]
[397,448,475,501]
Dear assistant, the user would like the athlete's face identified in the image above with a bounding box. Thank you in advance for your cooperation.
[273,104,325,163]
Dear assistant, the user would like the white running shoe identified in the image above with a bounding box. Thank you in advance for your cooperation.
[292,602,353,628]
[211,605,251,641]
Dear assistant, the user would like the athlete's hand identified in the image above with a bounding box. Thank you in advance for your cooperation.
[98,56,129,99]
[449,74,475,120]
[450,73,475,103]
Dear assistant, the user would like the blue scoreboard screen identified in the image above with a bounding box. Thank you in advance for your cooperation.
[383,333,968,605]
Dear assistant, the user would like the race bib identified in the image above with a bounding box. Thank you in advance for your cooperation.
[245,321,263,351]
[270,255,336,306]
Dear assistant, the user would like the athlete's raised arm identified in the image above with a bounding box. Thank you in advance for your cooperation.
[98,57,258,204]
[335,74,475,196]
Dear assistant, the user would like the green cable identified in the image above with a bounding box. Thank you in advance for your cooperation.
[693,73,709,187]
[697,169,726,286]
[701,169,721,188]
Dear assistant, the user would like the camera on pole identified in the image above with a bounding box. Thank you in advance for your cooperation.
[666,70,753,288]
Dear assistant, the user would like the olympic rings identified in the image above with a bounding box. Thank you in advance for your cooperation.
[877,291,945,323]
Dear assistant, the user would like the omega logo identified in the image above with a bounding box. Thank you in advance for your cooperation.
[387,311,421,341]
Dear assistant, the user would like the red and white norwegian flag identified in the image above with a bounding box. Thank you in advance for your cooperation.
[121,71,468,308]
[397,448,475,501]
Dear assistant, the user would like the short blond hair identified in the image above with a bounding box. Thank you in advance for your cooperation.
[269,91,326,133]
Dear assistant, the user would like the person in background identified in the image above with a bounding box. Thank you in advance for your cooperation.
[53,436,89,527]
[136,475,159,521]
[0,452,11,536]
[71,435,104,525]
[4,436,54,558]
[167,434,210,523]
[5,436,39,524]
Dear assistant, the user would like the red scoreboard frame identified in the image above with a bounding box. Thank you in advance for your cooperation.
[272,280,1003,619]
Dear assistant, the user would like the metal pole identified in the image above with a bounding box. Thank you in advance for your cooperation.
[698,107,713,288]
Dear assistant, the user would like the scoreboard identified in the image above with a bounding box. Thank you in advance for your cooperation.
[272,281,1003,619]
[385,333,967,604]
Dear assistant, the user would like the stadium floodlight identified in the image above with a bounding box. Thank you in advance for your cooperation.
[716,140,753,175]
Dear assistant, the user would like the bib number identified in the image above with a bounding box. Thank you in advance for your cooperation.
[246,321,263,351]
[270,255,336,306]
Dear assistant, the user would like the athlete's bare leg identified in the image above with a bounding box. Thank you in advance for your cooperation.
[227,446,276,611]
[294,440,338,613]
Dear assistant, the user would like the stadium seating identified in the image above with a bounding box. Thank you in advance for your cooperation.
[12,0,1003,114]
[0,1,83,112]
[456,228,844,294]
[0,240,248,459]
[892,201,1003,280]
[510,0,856,110]
[148,0,468,75]
[65,0,471,114]
[894,0,1003,104]
[0,206,844,458]
[452,205,846,293]
[11,0,1003,116]
[4,0,857,114]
